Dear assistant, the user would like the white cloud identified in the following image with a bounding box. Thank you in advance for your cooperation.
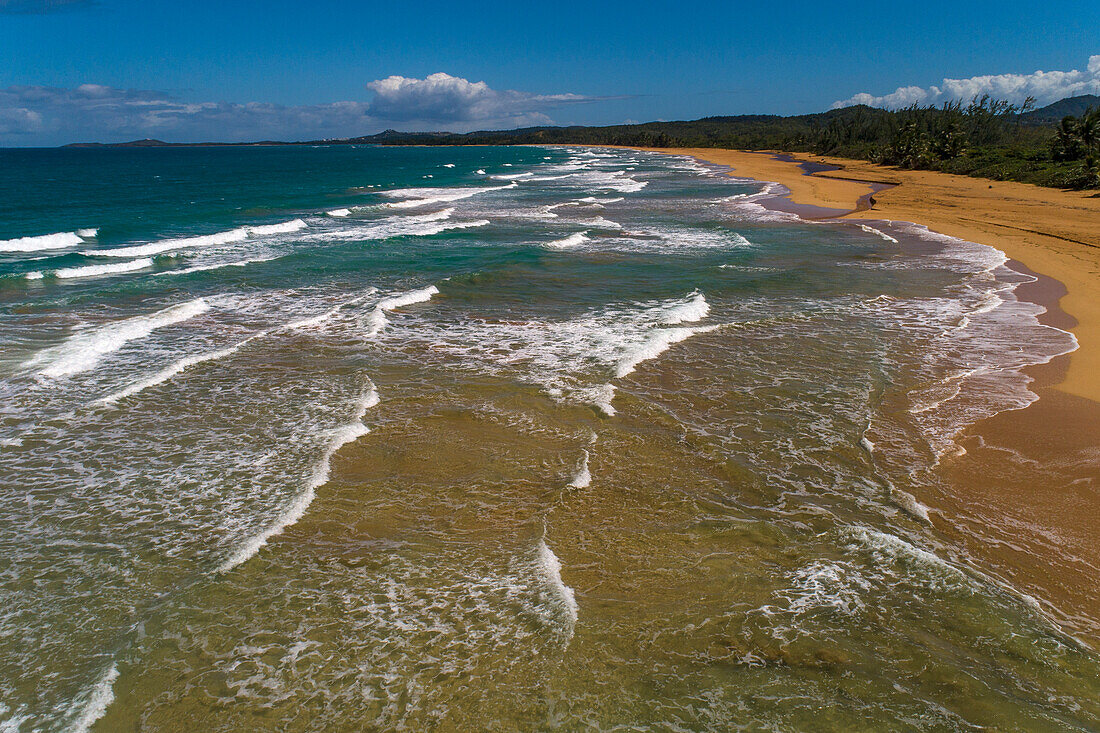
[833,55,1100,109]
[365,72,593,129]
[0,73,603,145]
[0,84,374,144]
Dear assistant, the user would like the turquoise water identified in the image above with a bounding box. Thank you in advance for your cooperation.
[0,145,1095,731]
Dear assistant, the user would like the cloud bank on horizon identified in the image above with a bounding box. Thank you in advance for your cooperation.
[0,73,602,146]
[834,55,1100,109]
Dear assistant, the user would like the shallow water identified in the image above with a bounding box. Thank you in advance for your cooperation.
[0,145,1096,731]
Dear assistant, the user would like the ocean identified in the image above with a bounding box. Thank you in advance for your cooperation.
[0,144,1096,731]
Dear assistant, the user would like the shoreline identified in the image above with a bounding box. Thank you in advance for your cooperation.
[625,146,1100,403]
[614,145,1100,644]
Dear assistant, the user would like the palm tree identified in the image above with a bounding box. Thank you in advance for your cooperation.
[1079,107,1099,152]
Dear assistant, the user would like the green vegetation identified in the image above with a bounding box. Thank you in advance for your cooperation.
[1051,105,1100,189]
[74,94,1100,191]
[349,95,1100,191]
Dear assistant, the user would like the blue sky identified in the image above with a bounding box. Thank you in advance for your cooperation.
[1,0,1098,145]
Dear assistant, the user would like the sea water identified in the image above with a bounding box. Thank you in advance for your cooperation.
[0,145,1096,731]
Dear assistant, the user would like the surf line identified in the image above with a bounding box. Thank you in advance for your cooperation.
[216,381,381,573]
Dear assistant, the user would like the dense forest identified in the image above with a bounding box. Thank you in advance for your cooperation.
[346,95,1100,190]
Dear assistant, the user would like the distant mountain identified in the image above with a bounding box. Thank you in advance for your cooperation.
[63,138,288,148]
[62,96,1099,149]
[1019,95,1100,125]
[65,138,171,148]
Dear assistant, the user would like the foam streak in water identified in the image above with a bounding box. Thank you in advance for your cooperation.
[286,289,378,330]
[382,183,515,209]
[26,257,153,280]
[366,285,440,335]
[859,224,899,243]
[85,219,306,258]
[217,385,380,573]
[567,450,591,489]
[545,232,588,249]
[536,540,579,636]
[96,334,263,404]
[658,291,709,324]
[615,325,717,378]
[0,231,84,253]
[30,298,210,378]
[65,663,119,733]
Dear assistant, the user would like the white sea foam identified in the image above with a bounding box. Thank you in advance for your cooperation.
[578,196,623,204]
[859,224,899,243]
[615,325,717,378]
[303,208,490,244]
[413,208,454,221]
[536,540,579,635]
[844,527,967,589]
[0,231,83,253]
[96,334,262,404]
[382,183,515,209]
[286,289,377,329]
[475,169,486,175]
[891,487,932,523]
[586,384,617,417]
[717,264,778,272]
[88,228,247,258]
[327,208,351,217]
[159,255,278,276]
[65,663,119,733]
[544,232,588,249]
[376,285,439,312]
[567,450,591,488]
[86,219,305,258]
[30,297,210,378]
[442,163,455,168]
[717,183,805,223]
[589,217,622,230]
[29,257,154,280]
[76,228,98,238]
[784,560,869,617]
[571,170,648,193]
[218,385,379,573]
[490,172,534,180]
[658,290,709,324]
[249,219,307,237]
[409,291,713,416]
[97,289,378,402]
[366,285,440,335]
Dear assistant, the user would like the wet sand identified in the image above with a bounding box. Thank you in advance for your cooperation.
[606,146,1100,644]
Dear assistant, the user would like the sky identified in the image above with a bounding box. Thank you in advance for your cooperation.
[1,0,1098,146]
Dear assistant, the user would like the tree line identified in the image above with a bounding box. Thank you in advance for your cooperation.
[350,97,1100,190]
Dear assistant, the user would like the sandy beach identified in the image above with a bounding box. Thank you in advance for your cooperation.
[617,146,1100,644]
